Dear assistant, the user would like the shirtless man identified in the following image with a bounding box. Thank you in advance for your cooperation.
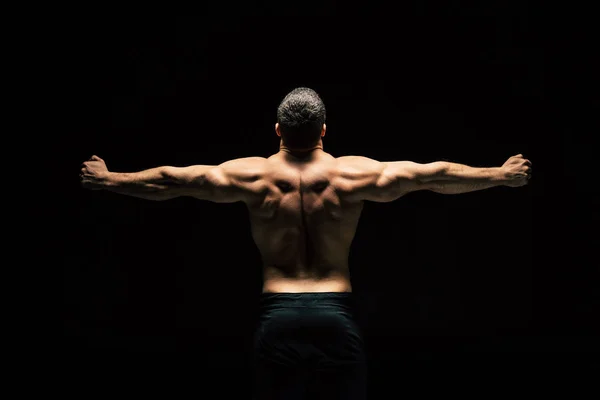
[80,87,532,399]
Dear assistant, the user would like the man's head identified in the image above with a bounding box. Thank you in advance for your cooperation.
[276,87,326,150]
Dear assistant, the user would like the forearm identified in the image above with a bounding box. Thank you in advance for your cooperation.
[427,162,507,194]
[100,167,184,200]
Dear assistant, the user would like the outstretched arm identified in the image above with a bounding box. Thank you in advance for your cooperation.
[416,155,532,194]
[80,155,266,203]
[337,154,532,202]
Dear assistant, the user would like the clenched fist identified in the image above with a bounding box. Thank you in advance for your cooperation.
[502,154,532,187]
[80,155,109,190]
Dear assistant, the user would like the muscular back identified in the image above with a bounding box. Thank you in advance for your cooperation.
[245,151,368,292]
[146,147,456,292]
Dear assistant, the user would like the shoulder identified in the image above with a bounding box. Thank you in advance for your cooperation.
[207,157,269,203]
[331,156,386,200]
[335,156,385,178]
[218,157,268,178]
[220,156,268,168]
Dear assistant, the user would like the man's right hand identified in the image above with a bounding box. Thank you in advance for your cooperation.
[501,154,532,187]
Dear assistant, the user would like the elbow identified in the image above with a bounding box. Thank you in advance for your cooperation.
[416,162,448,183]
[163,165,216,197]
[152,167,185,197]
[160,166,200,187]
[159,166,179,183]
[432,161,449,177]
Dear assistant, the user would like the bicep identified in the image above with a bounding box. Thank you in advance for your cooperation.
[150,159,265,203]
[379,161,447,199]
[384,161,446,184]
[161,165,216,199]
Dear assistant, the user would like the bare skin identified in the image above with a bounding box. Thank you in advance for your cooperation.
[81,123,532,293]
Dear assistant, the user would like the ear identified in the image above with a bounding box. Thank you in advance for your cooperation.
[275,122,281,137]
[321,123,326,137]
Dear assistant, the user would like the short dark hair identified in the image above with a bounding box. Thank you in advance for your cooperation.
[276,87,326,149]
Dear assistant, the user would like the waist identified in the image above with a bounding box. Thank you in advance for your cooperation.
[258,291,356,310]
[262,276,352,293]
[262,265,351,293]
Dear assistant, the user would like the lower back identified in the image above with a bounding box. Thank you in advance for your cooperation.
[262,270,353,293]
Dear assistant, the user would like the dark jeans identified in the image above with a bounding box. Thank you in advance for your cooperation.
[253,292,367,400]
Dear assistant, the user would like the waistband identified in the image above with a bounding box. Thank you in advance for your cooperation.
[258,292,356,309]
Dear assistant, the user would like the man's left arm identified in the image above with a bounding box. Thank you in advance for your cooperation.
[80,155,267,203]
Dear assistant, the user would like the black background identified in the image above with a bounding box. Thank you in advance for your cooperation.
[60,2,598,397]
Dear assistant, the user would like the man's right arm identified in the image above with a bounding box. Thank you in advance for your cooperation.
[336,154,532,203]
